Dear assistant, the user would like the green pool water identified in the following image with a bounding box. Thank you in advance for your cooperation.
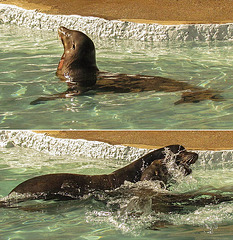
[0,24,233,129]
[0,146,232,239]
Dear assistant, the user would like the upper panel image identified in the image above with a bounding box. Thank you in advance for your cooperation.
[0,1,232,129]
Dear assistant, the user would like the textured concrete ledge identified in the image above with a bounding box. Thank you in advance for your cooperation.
[34,131,233,151]
[0,130,149,162]
[0,131,232,165]
[1,4,233,41]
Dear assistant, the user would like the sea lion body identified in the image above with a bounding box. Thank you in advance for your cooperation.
[6,145,197,203]
[30,27,223,105]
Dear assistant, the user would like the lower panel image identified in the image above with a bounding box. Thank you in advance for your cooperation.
[0,130,232,239]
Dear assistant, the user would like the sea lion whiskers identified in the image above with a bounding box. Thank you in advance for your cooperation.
[175,151,198,165]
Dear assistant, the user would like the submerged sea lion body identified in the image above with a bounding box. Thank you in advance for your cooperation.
[30,27,223,105]
[2,145,197,204]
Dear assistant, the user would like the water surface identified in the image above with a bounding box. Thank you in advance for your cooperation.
[0,24,233,129]
[0,146,232,239]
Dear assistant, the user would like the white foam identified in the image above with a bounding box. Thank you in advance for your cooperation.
[1,4,233,41]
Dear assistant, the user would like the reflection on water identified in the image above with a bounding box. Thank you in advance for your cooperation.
[0,24,233,129]
[0,146,232,239]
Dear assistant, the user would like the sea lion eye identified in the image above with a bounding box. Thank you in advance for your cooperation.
[72,44,75,50]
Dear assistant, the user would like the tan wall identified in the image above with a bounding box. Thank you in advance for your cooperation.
[1,0,233,24]
[35,131,233,150]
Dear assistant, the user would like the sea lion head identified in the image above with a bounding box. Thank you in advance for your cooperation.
[140,148,198,184]
[57,26,98,87]
[174,150,198,175]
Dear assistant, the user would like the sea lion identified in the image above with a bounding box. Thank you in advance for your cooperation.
[0,145,197,205]
[30,27,223,105]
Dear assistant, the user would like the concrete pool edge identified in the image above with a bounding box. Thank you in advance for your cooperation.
[0,130,150,162]
[0,130,232,163]
[1,4,233,41]
[34,130,233,151]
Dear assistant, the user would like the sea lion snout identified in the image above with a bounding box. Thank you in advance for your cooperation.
[58,26,73,37]
[58,26,68,34]
[58,26,66,36]
[175,151,198,166]
[58,26,75,50]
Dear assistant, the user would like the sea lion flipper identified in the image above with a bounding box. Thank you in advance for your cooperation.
[30,96,54,105]
[30,90,82,105]
[174,90,224,105]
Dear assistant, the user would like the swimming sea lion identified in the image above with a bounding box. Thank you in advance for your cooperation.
[30,27,223,105]
[0,145,197,205]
